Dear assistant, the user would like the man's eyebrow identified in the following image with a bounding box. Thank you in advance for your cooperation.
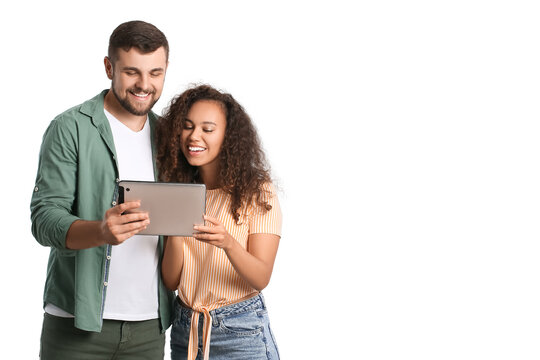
[121,66,165,72]
[121,66,140,72]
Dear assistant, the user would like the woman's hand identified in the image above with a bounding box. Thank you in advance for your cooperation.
[193,215,235,250]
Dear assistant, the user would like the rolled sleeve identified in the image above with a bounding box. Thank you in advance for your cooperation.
[31,118,80,250]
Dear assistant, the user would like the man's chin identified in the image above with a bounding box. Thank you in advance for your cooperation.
[121,100,157,116]
[127,107,152,116]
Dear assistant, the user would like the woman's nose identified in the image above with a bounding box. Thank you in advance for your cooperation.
[188,127,202,140]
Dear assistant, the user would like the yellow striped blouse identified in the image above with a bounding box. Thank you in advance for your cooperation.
[177,183,282,359]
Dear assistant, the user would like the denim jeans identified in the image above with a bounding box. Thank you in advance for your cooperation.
[171,294,280,360]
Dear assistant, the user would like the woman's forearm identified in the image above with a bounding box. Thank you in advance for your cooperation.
[161,236,184,291]
[192,216,281,292]
[224,234,280,291]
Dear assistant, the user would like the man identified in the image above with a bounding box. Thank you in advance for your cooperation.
[30,20,175,359]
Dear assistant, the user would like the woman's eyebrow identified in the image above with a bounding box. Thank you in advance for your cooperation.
[183,119,216,126]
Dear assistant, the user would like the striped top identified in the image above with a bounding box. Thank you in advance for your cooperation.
[178,183,282,359]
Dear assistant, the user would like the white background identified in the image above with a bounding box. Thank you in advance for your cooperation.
[1,1,539,359]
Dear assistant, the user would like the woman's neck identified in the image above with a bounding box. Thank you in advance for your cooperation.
[199,166,220,190]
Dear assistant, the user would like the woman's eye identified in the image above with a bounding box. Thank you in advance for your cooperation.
[203,128,214,133]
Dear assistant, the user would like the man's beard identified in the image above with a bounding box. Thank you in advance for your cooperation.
[112,85,159,116]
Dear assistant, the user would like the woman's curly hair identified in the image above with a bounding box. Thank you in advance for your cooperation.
[156,84,273,223]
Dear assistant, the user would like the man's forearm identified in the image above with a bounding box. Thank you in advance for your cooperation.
[65,220,106,250]
[66,202,151,249]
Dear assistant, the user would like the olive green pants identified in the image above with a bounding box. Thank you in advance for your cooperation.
[40,313,165,359]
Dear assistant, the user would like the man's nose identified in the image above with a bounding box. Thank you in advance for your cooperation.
[136,74,150,90]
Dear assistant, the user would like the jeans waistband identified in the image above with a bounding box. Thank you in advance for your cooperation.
[176,293,265,325]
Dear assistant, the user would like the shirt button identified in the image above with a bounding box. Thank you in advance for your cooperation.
[106,256,111,260]
[104,282,108,286]
[112,201,117,206]
[34,186,39,192]
[116,178,120,183]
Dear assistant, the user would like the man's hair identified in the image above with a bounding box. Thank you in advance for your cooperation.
[108,20,169,62]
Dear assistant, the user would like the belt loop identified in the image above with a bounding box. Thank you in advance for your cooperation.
[259,293,266,309]
[120,321,131,343]
[211,309,218,326]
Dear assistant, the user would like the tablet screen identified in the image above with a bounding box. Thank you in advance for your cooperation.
[118,180,206,236]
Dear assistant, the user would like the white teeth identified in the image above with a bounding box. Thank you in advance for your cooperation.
[132,92,149,98]
[189,146,205,152]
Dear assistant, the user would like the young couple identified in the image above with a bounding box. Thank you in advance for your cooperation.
[31,20,281,360]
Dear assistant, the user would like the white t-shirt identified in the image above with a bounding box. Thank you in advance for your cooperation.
[45,109,159,321]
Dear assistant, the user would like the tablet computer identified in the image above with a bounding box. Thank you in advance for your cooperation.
[118,180,206,236]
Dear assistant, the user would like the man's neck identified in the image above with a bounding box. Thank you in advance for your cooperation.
[104,90,148,132]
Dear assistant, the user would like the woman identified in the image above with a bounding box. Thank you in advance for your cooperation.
[157,84,282,360]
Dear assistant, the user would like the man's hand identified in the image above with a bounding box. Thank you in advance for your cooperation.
[65,201,150,250]
[100,201,150,245]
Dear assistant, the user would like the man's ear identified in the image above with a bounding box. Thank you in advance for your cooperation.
[104,56,114,80]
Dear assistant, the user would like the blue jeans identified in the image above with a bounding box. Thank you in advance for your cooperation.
[171,294,280,360]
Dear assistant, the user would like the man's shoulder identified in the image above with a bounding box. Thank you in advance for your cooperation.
[52,90,108,126]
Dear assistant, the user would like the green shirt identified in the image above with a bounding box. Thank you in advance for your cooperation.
[30,90,174,332]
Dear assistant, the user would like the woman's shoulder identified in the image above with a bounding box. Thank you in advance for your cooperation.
[245,181,280,214]
[260,181,279,195]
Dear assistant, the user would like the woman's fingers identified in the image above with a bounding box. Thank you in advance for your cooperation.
[193,224,218,234]
[193,216,233,249]
[202,215,221,226]
[193,232,214,241]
